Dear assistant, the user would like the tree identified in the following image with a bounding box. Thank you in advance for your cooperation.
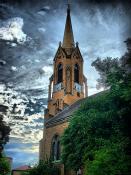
[0,114,11,147]
[0,115,11,174]
[91,57,120,89]
[0,157,11,175]
[85,144,131,175]
[23,160,59,175]
[92,38,131,140]
[61,39,131,174]
[61,91,122,171]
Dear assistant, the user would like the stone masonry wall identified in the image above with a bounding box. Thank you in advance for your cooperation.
[43,122,69,160]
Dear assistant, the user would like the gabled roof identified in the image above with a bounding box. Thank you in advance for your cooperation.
[45,98,85,128]
[72,45,84,61]
[53,46,66,61]
[13,165,31,171]
[45,91,105,128]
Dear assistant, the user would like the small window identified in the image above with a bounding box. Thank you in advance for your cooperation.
[74,64,79,83]
[51,135,61,161]
[56,141,60,160]
[57,64,63,83]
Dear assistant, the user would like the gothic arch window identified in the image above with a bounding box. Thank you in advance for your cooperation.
[74,64,79,83]
[57,140,60,160]
[51,135,61,161]
[57,64,63,83]
[66,66,72,93]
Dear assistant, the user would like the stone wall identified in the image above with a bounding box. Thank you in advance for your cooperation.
[42,121,69,160]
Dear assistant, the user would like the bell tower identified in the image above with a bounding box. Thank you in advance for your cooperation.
[45,3,88,119]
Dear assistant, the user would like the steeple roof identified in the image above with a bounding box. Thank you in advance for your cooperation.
[62,4,75,48]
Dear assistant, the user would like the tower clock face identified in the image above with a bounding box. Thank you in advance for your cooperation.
[54,83,62,92]
[56,84,60,90]
[74,83,82,92]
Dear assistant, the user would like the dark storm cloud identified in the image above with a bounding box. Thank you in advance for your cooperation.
[0,0,131,86]
[0,0,131,168]
[0,0,131,114]
[0,0,131,121]
[0,1,54,87]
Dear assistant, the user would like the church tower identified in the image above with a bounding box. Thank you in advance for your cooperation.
[39,4,88,172]
[45,4,88,119]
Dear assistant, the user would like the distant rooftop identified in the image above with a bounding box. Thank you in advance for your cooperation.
[13,165,31,171]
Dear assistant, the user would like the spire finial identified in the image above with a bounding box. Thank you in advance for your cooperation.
[62,0,75,48]
[67,0,70,12]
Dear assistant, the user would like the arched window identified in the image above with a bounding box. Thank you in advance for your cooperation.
[52,142,55,160]
[51,135,61,161]
[57,141,60,160]
[74,64,79,83]
[57,64,63,83]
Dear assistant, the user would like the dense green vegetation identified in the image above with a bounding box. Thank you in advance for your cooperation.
[61,39,131,175]
[0,157,11,175]
[23,160,59,175]
[0,115,11,175]
[0,115,11,147]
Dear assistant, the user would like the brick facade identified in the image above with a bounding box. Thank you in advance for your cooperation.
[41,122,69,160]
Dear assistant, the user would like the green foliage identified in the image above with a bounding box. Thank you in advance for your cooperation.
[23,160,59,175]
[0,115,11,145]
[0,157,11,175]
[0,115,11,175]
[61,38,131,174]
[85,144,131,175]
[61,91,120,171]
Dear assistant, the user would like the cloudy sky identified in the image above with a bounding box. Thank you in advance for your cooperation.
[0,0,131,169]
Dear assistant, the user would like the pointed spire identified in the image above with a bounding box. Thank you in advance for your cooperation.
[62,2,75,48]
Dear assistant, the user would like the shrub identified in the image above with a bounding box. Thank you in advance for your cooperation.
[23,160,60,175]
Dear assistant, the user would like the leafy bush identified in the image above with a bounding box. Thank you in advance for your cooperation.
[0,157,11,175]
[85,143,131,175]
[23,160,59,175]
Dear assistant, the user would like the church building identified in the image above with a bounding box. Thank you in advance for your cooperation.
[39,4,88,175]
